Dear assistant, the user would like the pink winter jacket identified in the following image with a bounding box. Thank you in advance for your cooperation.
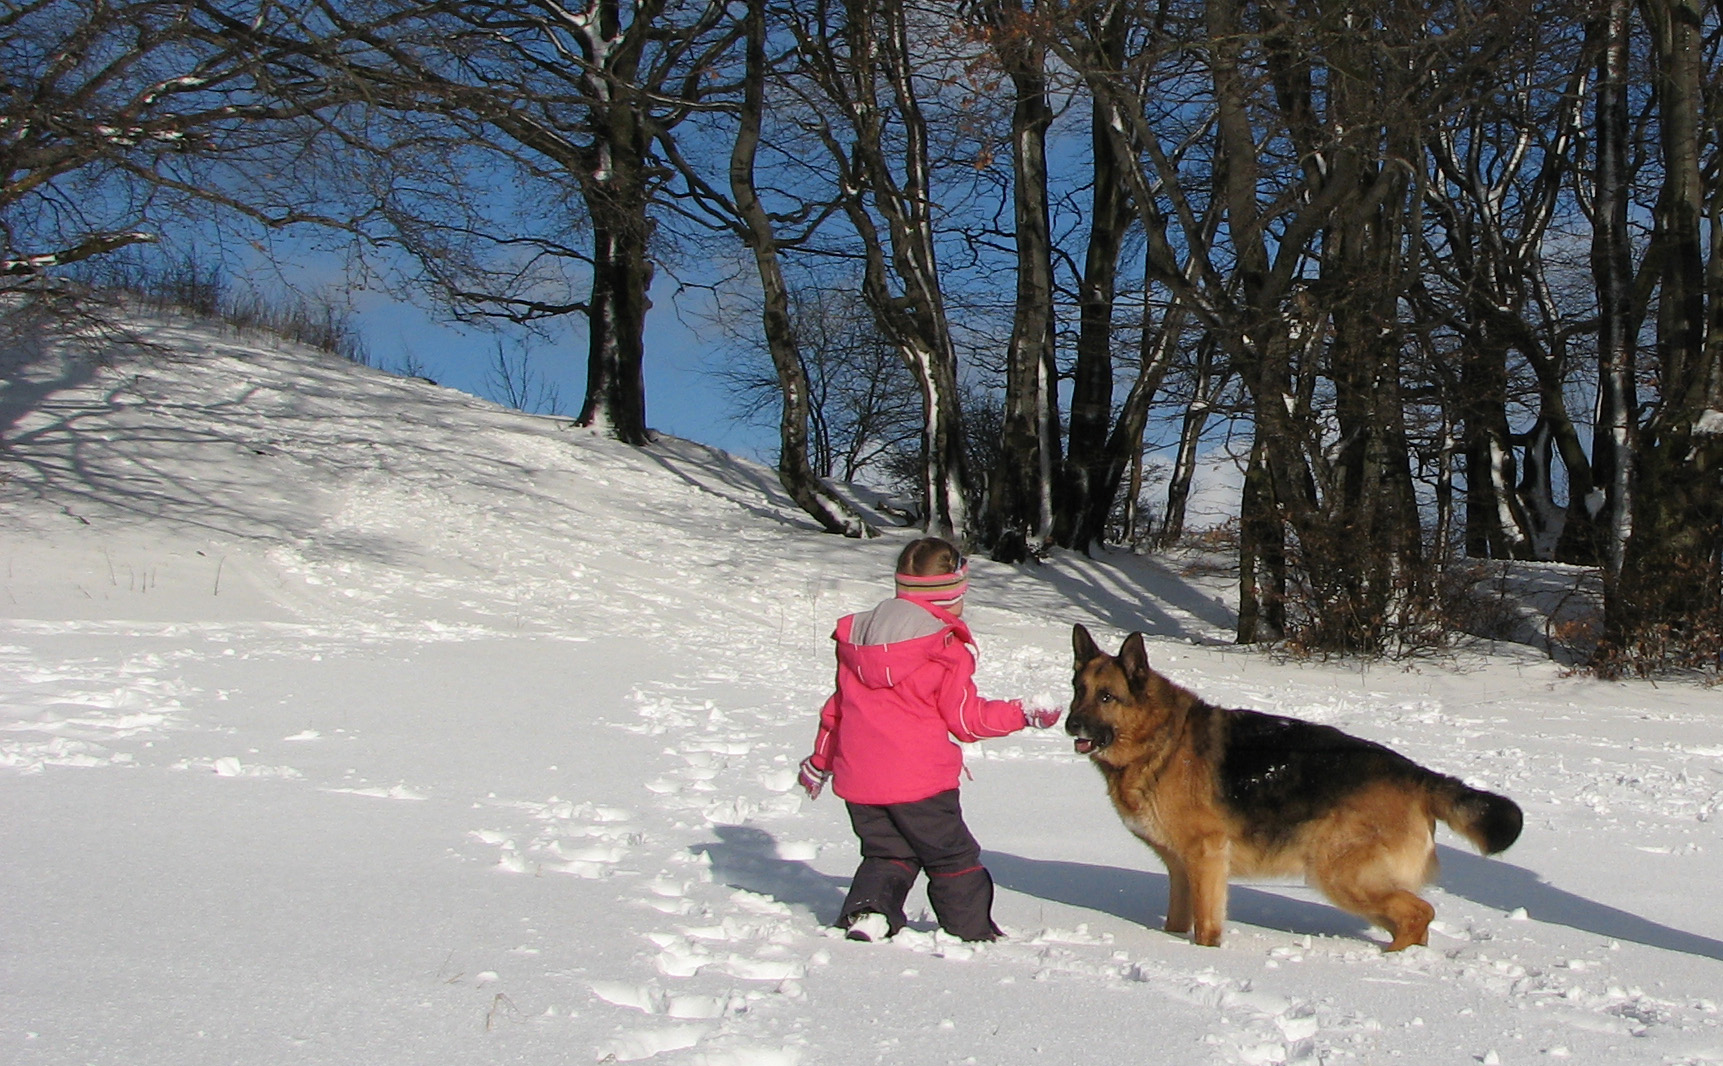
[808,607,1027,806]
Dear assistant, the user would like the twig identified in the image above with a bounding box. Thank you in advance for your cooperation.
[485,993,520,1032]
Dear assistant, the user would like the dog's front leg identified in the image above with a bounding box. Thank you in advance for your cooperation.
[1184,837,1231,947]
[1150,844,1191,934]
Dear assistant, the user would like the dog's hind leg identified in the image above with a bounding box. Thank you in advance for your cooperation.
[1313,843,1437,952]
[1376,890,1436,951]
[1314,787,1442,951]
[1313,864,1435,951]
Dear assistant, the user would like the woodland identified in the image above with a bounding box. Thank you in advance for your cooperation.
[3,0,1720,672]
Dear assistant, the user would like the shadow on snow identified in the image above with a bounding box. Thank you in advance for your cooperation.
[693,826,1723,961]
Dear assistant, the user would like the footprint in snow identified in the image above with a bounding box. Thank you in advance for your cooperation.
[471,798,647,876]
[596,1024,708,1062]
[589,980,742,1020]
[187,756,304,780]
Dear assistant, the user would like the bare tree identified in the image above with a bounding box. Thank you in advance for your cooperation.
[710,282,922,474]
[1586,0,1641,599]
[680,0,877,535]
[484,340,564,415]
[1598,0,1723,672]
[1,0,358,289]
[1415,18,1596,565]
[787,0,977,541]
[970,0,1061,561]
[1052,0,1551,649]
[1157,336,1232,548]
[1053,0,1134,555]
[273,0,745,446]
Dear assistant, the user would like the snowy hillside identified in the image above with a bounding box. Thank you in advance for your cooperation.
[3,315,1722,1066]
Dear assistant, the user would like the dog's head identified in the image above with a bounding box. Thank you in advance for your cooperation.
[1067,624,1184,765]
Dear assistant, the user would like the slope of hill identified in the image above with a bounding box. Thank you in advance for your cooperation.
[3,316,1721,1066]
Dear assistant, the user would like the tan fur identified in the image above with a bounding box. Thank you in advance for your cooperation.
[1070,628,1470,951]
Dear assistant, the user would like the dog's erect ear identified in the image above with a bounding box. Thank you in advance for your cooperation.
[1117,632,1153,690]
[1073,624,1103,669]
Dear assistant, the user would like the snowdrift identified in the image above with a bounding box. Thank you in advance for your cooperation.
[3,316,1721,1065]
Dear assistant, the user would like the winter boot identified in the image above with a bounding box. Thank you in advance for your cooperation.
[843,911,892,942]
[925,863,1001,942]
[838,857,918,936]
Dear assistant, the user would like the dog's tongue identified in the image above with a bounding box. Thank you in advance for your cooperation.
[1074,738,1095,754]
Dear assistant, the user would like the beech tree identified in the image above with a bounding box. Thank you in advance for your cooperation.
[1598,0,1723,672]
[273,0,746,446]
[1053,0,1557,649]
[786,0,977,540]
[970,0,1061,561]
[667,0,878,535]
[1051,0,1135,555]
[1,0,356,287]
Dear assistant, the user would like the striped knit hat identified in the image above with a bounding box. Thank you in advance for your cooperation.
[895,558,969,609]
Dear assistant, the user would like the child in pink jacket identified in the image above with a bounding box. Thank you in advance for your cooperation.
[798,537,1060,942]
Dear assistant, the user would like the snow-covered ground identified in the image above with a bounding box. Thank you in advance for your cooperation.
[3,314,1721,1066]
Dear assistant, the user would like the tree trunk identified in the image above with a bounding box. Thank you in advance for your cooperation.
[983,1,1060,561]
[1459,323,1533,559]
[1208,0,1314,642]
[1237,436,1286,643]
[1520,330,1607,565]
[1589,0,1639,612]
[803,0,973,540]
[579,174,654,446]
[573,0,658,448]
[731,0,875,537]
[1602,0,1723,671]
[1072,294,1183,552]
[1313,54,1424,650]
[1515,418,1563,558]
[1158,343,1225,548]
[1055,3,1130,552]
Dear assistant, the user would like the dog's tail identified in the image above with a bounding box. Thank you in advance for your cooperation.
[1426,775,1523,855]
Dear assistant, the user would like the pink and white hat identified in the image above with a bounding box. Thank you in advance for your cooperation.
[894,558,969,609]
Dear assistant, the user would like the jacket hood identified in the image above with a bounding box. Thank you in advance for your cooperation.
[832,612,972,690]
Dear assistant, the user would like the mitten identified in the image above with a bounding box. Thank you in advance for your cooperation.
[798,755,830,799]
[1024,705,1064,729]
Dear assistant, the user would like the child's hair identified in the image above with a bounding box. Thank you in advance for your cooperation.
[896,537,962,577]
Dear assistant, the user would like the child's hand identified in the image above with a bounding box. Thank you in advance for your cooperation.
[1024,705,1064,729]
[798,755,830,799]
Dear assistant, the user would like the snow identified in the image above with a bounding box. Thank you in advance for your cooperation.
[4,315,1723,1066]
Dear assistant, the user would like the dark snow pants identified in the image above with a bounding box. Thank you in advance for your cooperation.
[839,789,1000,941]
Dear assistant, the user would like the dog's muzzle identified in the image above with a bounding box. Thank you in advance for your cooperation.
[1065,715,1113,755]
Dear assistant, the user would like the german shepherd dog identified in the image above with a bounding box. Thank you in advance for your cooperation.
[1066,625,1523,951]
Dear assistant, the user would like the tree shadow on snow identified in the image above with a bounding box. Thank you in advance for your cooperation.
[639,444,836,536]
[690,825,848,925]
[1035,554,1237,644]
[1436,845,1723,962]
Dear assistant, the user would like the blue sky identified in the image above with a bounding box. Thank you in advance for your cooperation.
[350,286,778,462]
[201,230,773,462]
[346,284,1247,533]
[240,236,1245,528]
